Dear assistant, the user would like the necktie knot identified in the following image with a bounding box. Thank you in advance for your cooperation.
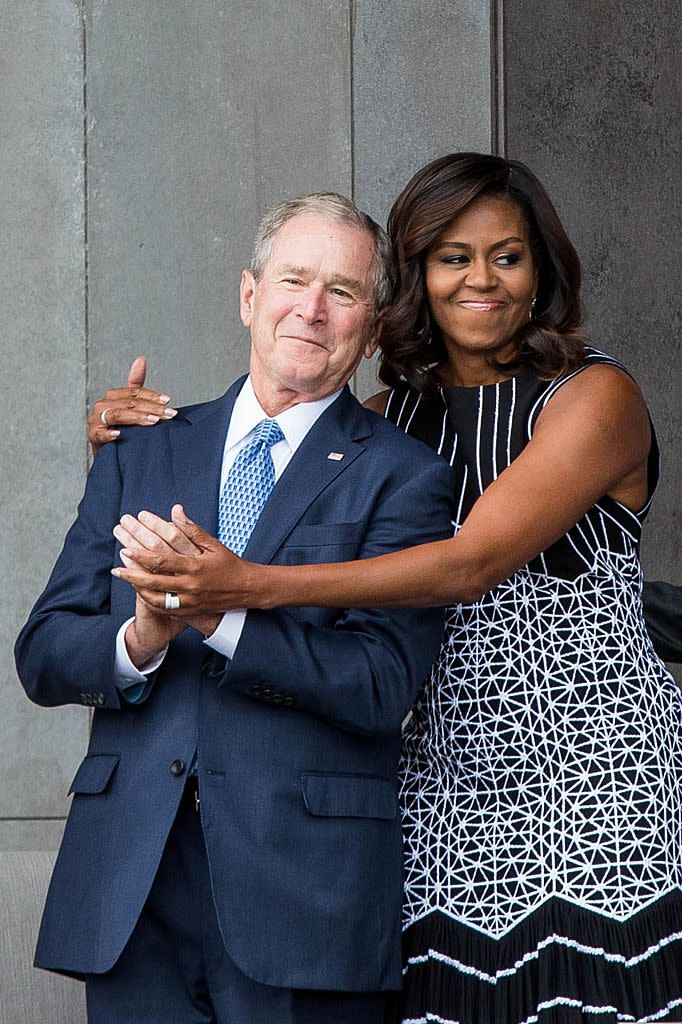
[250,418,284,451]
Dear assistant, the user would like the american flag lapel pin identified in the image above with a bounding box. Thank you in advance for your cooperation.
[327,451,344,461]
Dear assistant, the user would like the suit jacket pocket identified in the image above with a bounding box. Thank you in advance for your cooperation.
[68,753,120,795]
[301,771,397,820]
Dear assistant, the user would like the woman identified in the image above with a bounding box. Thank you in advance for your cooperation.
[96,154,682,1022]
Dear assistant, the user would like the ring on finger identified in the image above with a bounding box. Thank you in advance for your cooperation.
[100,408,111,426]
[164,592,181,611]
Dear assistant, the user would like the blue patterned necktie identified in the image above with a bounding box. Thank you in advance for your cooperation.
[218,418,285,554]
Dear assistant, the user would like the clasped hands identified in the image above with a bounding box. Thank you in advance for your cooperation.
[112,504,251,648]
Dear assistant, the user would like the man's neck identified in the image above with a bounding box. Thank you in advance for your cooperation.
[249,375,343,417]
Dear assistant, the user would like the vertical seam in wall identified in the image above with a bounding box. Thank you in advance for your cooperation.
[80,0,94,750]
[349,0,356,200]
[349,0,357,396]
[81,0,90,468]
[490,0,507,156]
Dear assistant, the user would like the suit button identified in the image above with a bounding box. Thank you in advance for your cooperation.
[270,693,283,704]
[249,686,263,697]
[170,759,185,777]
[261,688,273,697]
[95,693,104,705]
[282,696,295,706]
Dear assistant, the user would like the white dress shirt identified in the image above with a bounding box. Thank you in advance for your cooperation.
[115,376,342,685]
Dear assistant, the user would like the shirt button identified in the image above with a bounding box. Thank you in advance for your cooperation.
[170,759,185,777]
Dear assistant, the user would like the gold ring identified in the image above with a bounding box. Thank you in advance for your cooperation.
[100,408,111,426]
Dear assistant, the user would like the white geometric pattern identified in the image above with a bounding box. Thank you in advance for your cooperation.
[400,550,682,938]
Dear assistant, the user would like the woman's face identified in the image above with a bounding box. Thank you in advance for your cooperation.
[424,194,539,370]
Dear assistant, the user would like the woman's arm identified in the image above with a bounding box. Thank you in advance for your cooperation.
[114,365,651,611]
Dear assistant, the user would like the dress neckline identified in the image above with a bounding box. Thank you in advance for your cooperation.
[439,368,536,393]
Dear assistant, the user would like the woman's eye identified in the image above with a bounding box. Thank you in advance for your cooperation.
[495,253,522,266]
[441,255,469,265]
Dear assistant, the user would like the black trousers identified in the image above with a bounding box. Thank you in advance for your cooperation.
[85,783,387,1024]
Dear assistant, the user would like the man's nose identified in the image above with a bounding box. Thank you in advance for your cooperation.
[464,258,496,289]
[296,284,328,323]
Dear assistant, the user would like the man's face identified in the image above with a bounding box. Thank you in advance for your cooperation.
[241,213,378,406]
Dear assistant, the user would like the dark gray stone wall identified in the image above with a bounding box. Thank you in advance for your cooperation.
[505,0,681,580]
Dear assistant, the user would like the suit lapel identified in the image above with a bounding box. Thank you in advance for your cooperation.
[169,377,246,535]
[243,388,372,565]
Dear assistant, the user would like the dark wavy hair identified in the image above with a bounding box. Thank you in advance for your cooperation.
[378,152,588,392]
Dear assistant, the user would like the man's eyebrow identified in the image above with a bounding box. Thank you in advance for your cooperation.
[273,263,310,278]
[274,264,366,292]
[432,235,524,252]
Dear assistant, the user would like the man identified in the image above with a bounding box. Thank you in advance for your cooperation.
[15,194,454,1023]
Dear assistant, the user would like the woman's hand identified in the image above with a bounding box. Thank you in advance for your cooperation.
[88,357,177,454]
[112,505,256,617]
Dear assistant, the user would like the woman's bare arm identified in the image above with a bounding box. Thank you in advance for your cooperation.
[114,365,651,612]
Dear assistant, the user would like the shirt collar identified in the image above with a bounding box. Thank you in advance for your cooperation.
[225,376,343,455]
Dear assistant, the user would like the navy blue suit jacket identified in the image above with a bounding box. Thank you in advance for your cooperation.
[15,379,454,991]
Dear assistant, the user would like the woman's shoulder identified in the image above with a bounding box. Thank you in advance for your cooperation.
[362,389,392,416]
[530,347,644,422]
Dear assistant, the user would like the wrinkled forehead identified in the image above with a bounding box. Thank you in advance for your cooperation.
[266,213,376,277]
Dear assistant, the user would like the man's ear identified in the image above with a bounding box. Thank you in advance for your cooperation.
[240,270,256,327]
[364,334,379,360]
[364,306,386,358]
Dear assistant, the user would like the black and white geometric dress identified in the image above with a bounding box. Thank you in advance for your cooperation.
[385,349,682,1024]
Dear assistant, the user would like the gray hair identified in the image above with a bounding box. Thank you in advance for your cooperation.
[250,193,395,313]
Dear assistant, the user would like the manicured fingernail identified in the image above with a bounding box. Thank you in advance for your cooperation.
[146,414,160,423]
[111,568,122,577]
[110,430,120,438]
[163,408,177,418]
[120,548,131,557]
[158,394,170,403]
[139,511,150,522]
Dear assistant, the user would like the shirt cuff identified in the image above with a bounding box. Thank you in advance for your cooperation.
[203,610,247,660]
[115,617,168,702]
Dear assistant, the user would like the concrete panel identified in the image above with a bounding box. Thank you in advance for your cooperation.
[505,0,681,579]
[352,0,494,399]
[85,0,352,408]
[0,851,87,1024]
[0,1,90,831]
[0,820,66,852]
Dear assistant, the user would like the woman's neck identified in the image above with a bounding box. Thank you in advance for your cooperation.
[438,353,513,388]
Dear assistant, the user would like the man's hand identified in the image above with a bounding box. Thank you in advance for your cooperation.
[124,593,185,670]
[88,357,177,454]
[112,505,251,616]
[114,506,226,631]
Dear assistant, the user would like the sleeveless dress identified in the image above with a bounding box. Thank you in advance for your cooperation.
[384,349,682,1024]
